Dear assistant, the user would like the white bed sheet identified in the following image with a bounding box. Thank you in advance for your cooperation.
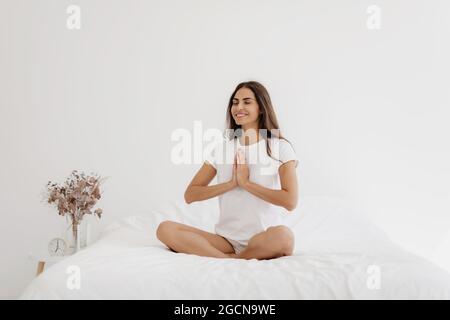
[20,196,450,299]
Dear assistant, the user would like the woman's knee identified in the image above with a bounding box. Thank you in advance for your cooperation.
[156,220,178,241]
[266,225,295,255]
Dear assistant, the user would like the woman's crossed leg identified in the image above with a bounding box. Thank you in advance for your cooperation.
[157,221,294,260]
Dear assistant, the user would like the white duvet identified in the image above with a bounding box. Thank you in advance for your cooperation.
[20,196,450,299]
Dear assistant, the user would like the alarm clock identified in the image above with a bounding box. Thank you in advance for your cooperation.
[48,237,68,256]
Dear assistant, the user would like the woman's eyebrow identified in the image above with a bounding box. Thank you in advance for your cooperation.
[233,97,253,101]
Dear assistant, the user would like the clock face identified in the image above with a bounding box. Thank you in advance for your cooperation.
[48,238,67,256]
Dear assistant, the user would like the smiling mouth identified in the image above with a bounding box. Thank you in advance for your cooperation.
[235,113,249,118]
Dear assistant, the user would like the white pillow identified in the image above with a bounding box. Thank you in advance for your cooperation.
[290,195,402,256]
[101,198,220,245]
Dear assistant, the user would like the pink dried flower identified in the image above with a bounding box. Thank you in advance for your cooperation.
[44,171,106,238]
[94,208,103,218]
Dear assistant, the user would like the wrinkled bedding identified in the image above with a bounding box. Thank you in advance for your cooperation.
[20,196,450,299]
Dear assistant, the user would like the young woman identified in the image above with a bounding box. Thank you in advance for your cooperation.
[157,81,299,260]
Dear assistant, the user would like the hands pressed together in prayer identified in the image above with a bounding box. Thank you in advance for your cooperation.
[229,148,250,190]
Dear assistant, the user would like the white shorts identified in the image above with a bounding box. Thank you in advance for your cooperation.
[225,238,247,255]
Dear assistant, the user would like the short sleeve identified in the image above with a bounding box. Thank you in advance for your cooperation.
[278,140,299,168]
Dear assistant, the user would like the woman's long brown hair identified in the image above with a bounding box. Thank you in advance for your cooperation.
[224,81,294,163]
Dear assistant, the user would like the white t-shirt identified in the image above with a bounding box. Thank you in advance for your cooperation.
[203,136,299,246]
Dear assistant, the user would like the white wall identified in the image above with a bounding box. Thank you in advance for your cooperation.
[1,0,449,299]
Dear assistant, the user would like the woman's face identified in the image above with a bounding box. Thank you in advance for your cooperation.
[231,88,261,127]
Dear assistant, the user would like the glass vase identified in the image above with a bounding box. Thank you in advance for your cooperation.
[66,216,89,254]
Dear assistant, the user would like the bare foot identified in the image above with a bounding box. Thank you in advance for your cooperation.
[226,253,238,258]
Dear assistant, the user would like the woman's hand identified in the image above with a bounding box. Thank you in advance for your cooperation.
[236,148,250,187]
[229,153,238,188]
[185,160,236,204]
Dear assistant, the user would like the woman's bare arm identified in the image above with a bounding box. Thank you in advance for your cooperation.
[239,159,299,212]
[184,162,236,204]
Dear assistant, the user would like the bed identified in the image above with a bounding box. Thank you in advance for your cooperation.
[19,196,450,299]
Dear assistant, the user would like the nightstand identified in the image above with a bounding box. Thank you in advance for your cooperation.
[28,253,70,276]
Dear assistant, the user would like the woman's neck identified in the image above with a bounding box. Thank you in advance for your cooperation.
[239,124,261,146]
